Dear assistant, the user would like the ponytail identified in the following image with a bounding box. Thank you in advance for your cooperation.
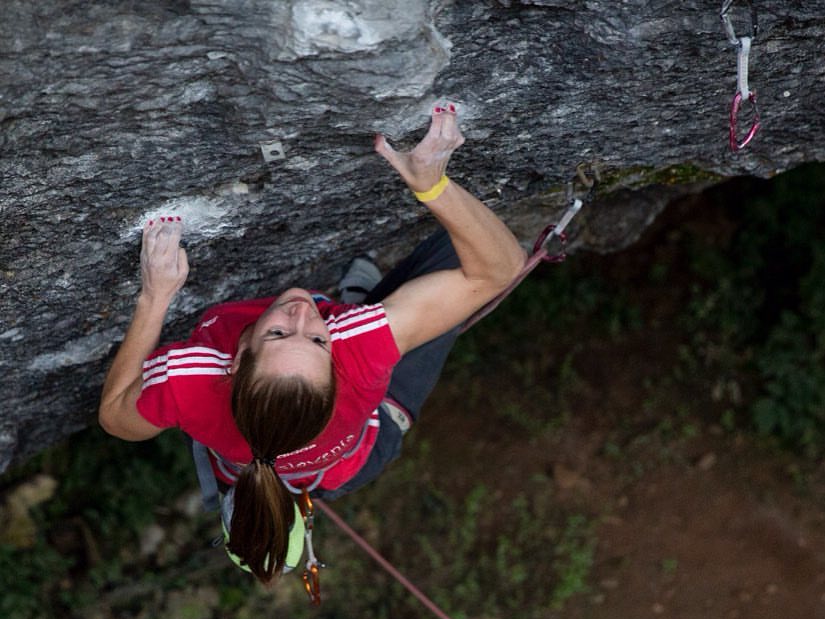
[228,348,335,583]
[228,460,294,581]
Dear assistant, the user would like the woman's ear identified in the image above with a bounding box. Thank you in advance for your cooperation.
[232,329,251,376]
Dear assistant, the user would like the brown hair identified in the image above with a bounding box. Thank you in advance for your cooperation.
[228,348,336,583]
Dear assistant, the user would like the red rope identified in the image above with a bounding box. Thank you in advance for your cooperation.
[314,498,454,619]
[460,223,568,333]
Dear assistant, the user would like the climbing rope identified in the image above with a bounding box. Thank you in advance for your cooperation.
[461,167,593,333]
[721,0,761,151]
[315,498,455,619]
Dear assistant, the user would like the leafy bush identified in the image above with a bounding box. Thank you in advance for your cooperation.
[44,427,196,541]
[0,426,198,619]
[682,163,825,455]
[0,541,73,619]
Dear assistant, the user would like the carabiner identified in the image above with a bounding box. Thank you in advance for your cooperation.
[533,198,581,263]
[729,90,761,151]
[533,224,567,264]
[302,563,322,606]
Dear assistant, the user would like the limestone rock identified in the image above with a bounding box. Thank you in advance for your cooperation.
[1,0,824,471]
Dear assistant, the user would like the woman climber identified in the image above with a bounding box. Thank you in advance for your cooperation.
[98,103,526,584]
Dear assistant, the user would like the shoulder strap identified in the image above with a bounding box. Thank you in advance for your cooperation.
[192,439,220,511]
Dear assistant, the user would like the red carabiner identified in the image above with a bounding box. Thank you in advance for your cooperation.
[532,223,567,264]
[729,90,761,151]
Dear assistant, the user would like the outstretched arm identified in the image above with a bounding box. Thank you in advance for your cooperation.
[99,218,189,440]
[378,104,527,355]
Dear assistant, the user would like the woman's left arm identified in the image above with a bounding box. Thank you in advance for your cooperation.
[99,219,189,440]
[376,107,527,355]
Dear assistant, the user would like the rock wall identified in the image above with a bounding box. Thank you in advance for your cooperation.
[1,0,824,471]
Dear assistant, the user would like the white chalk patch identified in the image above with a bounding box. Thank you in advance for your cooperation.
[291,1,382,55]
[288,0,428,57]
[121,196,242,242]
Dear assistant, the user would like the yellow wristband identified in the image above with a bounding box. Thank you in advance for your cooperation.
[413,175,450,202]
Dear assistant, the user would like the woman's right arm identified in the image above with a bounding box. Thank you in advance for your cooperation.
[99,219,189,440]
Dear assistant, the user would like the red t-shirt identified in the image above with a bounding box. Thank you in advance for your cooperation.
[136,296,401,490]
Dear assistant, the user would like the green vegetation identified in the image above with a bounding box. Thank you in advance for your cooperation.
[597,163,723,191]
[0,428,198,619]
[681,163,825,457]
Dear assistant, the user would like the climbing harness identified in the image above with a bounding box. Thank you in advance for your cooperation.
[720,0,761,151]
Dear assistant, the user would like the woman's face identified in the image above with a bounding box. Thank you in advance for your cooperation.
[241,288,332,387]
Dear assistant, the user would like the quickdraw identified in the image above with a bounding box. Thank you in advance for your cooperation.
[721,0,761,151]
[460,166,593,333]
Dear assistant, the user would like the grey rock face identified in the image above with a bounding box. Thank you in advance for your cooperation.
[1,0,824,471]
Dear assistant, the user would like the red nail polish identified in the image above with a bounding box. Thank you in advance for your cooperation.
[448,103,456,113]
[148,220,154,226]
[434,106,443,113]
[176,216,182,222]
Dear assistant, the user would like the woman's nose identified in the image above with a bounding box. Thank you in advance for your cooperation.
[291,301,311,324]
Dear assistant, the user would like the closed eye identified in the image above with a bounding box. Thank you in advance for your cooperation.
[310,335,329,349]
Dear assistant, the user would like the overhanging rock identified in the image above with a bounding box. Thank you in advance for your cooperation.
[1,0,824,471]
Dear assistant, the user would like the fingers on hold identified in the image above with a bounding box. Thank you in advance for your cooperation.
[143,217,162,248]
[430,99,461,142]
[144,215,182,234]
[440,100,465,144]
[157,215,183,225]
[434,99,457,116]
[144,215,181,254]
